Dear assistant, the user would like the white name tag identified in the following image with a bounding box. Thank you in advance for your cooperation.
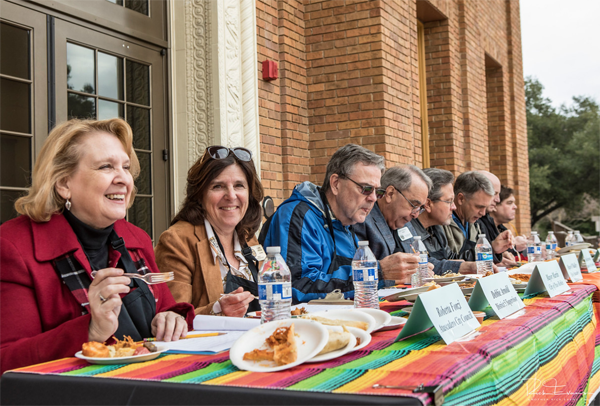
[469,272,524,319]
[580,250,597,273]
[559,254,583,282]
[397,227,412,241]
[525,261,570,297]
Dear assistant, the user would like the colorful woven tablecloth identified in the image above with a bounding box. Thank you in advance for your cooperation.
[13,284,600,406]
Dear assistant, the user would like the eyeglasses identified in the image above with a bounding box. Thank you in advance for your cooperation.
[394,187,426,215]
[433,198,454,206]
[204,146,253,162]
[340,175,385,199]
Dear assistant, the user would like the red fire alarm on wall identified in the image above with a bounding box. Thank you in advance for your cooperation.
[262,60,278,81]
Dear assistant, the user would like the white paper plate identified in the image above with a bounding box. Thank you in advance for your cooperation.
[377,316,407,331]
[423,275,466,283]
[229,319,328,372]
[306,329,357,363]
[381,286,430,302]
[75,345,167,365]
[354,308,392,332]
[507,263,536,275]
[347,326,371,351]
[558,243,591,254]
[307,309,377,333]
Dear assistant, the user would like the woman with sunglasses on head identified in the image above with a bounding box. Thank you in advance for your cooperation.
[155,146,264,317]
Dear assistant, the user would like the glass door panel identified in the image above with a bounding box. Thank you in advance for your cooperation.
[54,20,167,241]
[0,2,47,224]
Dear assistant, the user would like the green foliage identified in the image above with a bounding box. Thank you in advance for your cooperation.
[526,77,600,228]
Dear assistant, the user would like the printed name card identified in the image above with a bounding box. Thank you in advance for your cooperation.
[559,254,583,282]
[396,283,479,345]
[524,261,570,297]
[579,249,598,273]
[468,272,524,319]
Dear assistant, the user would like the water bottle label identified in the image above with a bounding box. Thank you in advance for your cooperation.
[546,243,557,251]
[419,254,428,265]
[527,246,542,254]
[552,243,557,250]
[258,283,292,301]
[353,267,377,282]
[477,252,492,262]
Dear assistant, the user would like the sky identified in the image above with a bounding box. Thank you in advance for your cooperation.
[520,0,600,109]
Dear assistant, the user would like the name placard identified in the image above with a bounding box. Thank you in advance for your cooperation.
[580,250,598,273]
[524,261,570,297]
[559,254,583,282]
[468,273,524,319]
[396,283,479,345]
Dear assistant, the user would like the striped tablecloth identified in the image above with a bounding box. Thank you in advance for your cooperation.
[13,284,600,406]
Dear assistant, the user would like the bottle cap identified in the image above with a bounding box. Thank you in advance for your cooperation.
[478,234,486,238]
[548,231,554,234]
[413,236,421,240]
[266,246,281,254]
[358,241,369,247]
[531,231,538,235]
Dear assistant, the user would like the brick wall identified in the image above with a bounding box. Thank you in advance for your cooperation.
[256,0,530,233]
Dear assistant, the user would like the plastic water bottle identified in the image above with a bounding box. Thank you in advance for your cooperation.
[410,236,429,287]
[565,231,575,247]
[258,247,292,324]
[352,241,379,309]
[574,230,584,243]
[545,231,558,260]
[475,234,493,275]
[527,231,543,263]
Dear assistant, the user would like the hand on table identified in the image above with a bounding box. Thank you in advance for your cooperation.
[88,268,131,342]
[219,287,255,318]
[498,251,518,267]
[514,235,528,252]
[152,311,188,342]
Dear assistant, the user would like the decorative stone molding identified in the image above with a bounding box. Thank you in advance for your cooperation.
[185,0,213,165]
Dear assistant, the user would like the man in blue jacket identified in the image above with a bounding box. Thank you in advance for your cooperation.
[263,144,385,303]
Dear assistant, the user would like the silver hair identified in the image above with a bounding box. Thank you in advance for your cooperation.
[322,144,385,192]
[423,168,455,201]
[381,165,432,193]
[454,171,494,198]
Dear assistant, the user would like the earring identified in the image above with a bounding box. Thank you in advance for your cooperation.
[65,199,71,211]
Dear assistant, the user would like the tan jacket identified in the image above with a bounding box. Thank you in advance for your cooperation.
[154,221,258,315]
[443,218,481,255]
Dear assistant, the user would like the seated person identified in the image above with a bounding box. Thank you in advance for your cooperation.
[413,168,478,274]
[354,165,438,279]
[0,119,193,374]
[489,185,528,263]
[263,144,385,303]
[442,171,513,262]
[155,146,264,316]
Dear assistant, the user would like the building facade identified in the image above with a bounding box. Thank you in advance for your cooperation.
[0,0,530,239]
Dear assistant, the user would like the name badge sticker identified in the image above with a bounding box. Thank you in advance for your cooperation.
[468,272,524,319]
[396,283,479,345]
[397,227,413,241]
[559,253,583,282]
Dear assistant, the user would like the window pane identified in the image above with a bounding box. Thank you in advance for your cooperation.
[0,78,30,133]
[1,23,30,80]
[128,197,152,237]
[98,52,123,100]
[67,43,95,94]
[68,93,96,119]
[0,189,24,224]
[126,60,150,106]
[127,106,151,150]
[135,152,151,195]
[1,134,31,188]
[98,100,123,120]
[125,0,148,16]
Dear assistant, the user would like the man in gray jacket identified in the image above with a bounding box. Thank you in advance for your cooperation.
[354,165,439,281]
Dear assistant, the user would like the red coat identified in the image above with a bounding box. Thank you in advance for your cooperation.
[0,214,194,374]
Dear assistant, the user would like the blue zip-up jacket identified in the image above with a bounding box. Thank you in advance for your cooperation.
[263,182,358,304]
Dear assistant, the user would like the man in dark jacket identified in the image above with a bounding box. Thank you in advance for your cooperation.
[354,165,437,281]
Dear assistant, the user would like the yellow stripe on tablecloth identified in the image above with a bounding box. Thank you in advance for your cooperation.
[377,342,446,372]
[205,370,252,385]
[494,321,595,406]
[587,370,600,406]
[333,369,391,393]
[98,354,193,377]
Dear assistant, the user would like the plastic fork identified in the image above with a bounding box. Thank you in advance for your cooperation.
[91,271,174,285]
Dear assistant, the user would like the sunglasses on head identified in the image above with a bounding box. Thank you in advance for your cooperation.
[204,146,253,162]
[340,175,385,199]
